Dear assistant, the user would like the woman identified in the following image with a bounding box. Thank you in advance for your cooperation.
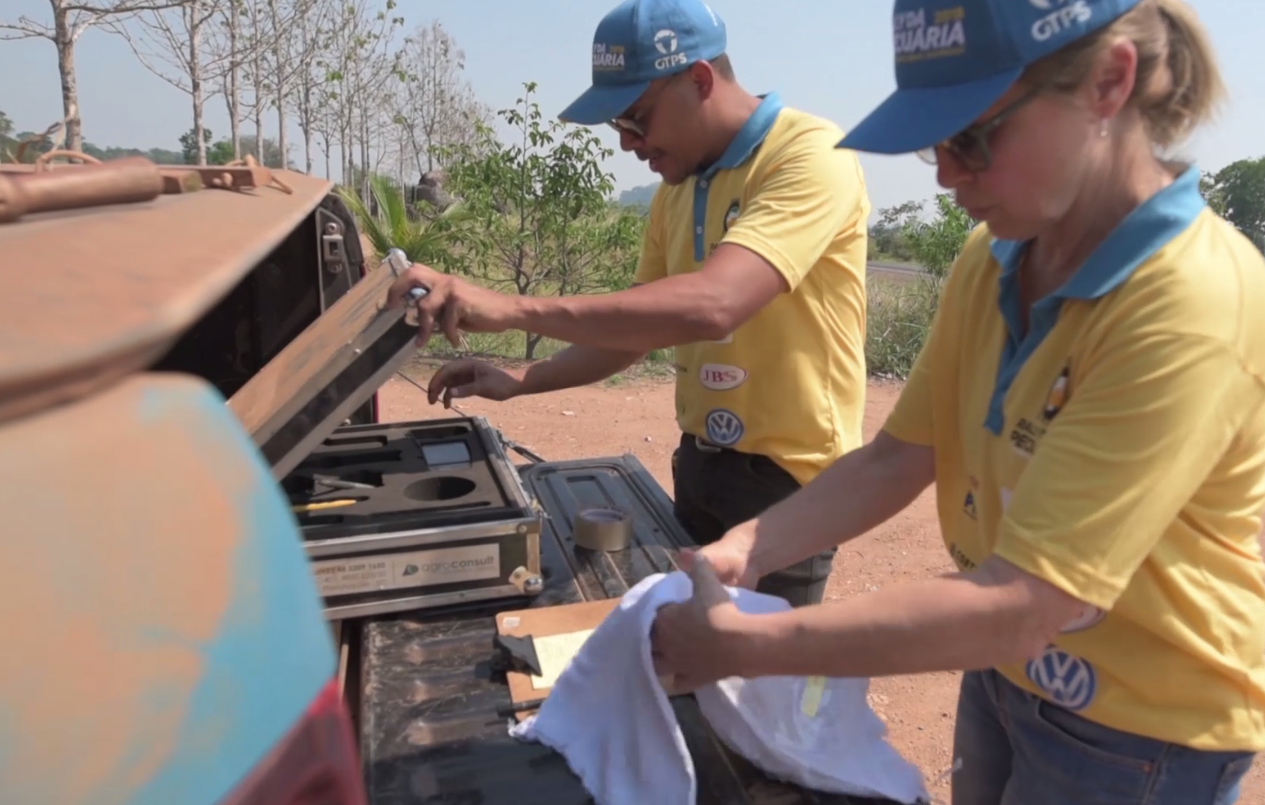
[649,0,1265,803]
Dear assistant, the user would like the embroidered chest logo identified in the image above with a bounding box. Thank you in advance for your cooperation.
[723,200,740,232]
[1042,366,1069,421]
[1010,362,1071,458]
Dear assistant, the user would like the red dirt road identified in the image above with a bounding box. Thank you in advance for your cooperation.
[378,370,1262,803]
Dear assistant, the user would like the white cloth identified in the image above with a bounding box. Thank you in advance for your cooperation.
[508,571,929,805]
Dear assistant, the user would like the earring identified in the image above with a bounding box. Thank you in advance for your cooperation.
[1099,118,1110,138]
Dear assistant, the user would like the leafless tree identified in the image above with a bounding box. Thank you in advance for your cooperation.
[281,0,335,172]
[107,0,229,164]
[392,20,490,178]
[0,0,184,152]
[317,0,401,189]
[209,0,250,158]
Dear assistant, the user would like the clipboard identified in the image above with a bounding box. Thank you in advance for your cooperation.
[495,599,620,720]
[494,597,685,721]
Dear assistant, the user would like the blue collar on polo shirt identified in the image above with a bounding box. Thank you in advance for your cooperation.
[689,92,784,261]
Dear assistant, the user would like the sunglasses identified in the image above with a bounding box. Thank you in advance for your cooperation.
[916,85,1043,173]
[606,73,683,140]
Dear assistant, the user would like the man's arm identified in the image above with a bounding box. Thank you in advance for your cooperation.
[508,243,787,351]
[514,344,646,396]
[505,139,864,351]
[392,135,864,353]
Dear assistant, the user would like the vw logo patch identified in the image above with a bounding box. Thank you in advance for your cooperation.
[1025,647,1097,712]
[705,409,744,447]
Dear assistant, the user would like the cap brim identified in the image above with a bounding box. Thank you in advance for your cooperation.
[837,69,1022,154]
[558,81,651,125]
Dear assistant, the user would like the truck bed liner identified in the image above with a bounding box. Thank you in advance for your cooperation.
[357,453,900,805]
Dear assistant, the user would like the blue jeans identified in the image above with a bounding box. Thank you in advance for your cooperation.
[952,669,1256,805]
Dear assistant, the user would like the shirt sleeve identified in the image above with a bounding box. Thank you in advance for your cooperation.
[632,190,667,285]
[719,133,868,291]
[881,333,937,447]
[993,330,1259,610]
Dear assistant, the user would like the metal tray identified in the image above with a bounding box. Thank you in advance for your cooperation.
[292,416,544,620]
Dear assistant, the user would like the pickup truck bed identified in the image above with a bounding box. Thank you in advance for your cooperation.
[351,453,901,805]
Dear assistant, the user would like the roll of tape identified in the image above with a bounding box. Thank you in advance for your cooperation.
[573,506,633,552]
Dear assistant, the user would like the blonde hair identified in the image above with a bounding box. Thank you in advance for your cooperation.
[1021,0,1226,149]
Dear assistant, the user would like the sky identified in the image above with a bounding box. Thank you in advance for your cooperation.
[2,0,1263,218]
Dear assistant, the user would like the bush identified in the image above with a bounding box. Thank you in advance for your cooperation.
[865,274,943,379]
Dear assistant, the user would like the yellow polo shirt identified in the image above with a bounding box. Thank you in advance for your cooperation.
[635,93,871,486]
[883,165,1265,751]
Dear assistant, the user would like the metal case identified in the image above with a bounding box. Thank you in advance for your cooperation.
[226,253,543,619]
[290,415,543,619]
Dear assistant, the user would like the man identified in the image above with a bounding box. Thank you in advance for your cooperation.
[387,0,871,607]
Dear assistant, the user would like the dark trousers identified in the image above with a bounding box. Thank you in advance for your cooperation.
[671,433,837,607]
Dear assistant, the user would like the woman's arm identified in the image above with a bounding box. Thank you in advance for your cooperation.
[726,555,1086,679]
[731,431,936,580]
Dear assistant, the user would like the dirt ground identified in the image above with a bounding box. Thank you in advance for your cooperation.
[377,367,1263,804]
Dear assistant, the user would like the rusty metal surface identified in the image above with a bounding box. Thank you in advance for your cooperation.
[359,454,900,805]
[226,254,416,481]
[0,167,332,426]
[0,156,164,224]
[0,371,335,805]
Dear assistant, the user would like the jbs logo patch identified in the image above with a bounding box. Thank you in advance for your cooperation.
[698,363,747,391]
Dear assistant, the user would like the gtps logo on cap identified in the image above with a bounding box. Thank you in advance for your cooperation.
[653,28,688,71]
[1030,0,1092,42]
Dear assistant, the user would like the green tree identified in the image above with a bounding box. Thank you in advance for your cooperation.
[1201,157,1265,252]
[893,194,977,278]
[179,126,286,167]
[0,109,14,159]
[869,200,922,263]
[434,81,645,359]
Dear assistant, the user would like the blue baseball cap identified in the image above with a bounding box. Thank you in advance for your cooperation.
[559,0,727,125]
[839,0,1143,154]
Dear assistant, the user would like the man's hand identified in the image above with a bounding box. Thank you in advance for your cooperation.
[650,556,750,693]
[427,359,523,408]
[385,262,520,348]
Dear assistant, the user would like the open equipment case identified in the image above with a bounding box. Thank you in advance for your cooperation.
[4,157,905,805]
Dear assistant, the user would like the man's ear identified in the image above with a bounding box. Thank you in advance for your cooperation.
[687,60,717,100]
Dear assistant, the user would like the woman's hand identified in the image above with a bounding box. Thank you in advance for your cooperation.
[675,524,761,589]
[651,556,752,693]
